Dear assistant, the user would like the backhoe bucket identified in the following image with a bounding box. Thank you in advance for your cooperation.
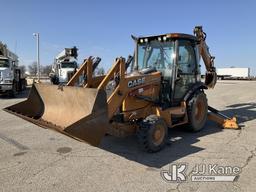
[4,84,109,146]
[205,71,217,88]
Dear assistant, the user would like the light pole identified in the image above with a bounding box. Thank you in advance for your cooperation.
[33,33,40,81]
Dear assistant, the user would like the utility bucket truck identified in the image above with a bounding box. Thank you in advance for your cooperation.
[49,47,78,84]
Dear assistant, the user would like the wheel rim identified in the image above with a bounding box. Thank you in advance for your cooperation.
[152,124,165,146]
[194,99,204,122]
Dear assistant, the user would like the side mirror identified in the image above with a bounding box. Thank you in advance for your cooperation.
[12,61,16,67]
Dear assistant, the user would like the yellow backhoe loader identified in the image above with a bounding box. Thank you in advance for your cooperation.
[5,26,238,152]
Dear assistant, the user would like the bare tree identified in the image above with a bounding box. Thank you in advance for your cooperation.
[96,67,105,75]
[28,62,37,76]
[42,65,52,76]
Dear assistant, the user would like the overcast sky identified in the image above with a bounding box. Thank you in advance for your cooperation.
[1,0,255,75]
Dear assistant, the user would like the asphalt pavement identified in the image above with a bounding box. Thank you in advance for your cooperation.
[0,80,255,192]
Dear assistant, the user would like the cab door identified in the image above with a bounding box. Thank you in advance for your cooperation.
[173,39,198,104]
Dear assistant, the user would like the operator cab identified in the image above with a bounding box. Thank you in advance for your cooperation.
[60,60,78,69]
[134,33,201,106]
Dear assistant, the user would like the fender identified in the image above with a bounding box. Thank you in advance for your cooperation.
[183,82,208,102]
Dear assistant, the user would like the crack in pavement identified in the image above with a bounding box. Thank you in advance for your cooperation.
[226,129,242,145]
[241,147,256,169]
[170,146,255,191]
[22,154,68,183]
[232,182,241,191]
[0,132,29,151]
[175,162,203,192]
[236,146,256,182]
[0,162,21,173]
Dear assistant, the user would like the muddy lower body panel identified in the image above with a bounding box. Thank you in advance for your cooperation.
[4,83,109,146]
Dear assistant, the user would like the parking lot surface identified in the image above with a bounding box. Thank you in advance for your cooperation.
[0,80,255,192]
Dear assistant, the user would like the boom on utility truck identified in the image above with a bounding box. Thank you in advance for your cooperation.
[0,41,26,96]
[49,47,78,84]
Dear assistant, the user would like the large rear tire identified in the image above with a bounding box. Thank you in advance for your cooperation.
[187,91,208,132]
[136,115,168,153]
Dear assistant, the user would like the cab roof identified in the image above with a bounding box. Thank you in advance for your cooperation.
[136,33,196,42]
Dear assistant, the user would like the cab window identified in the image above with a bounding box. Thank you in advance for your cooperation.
[178,40,196,74]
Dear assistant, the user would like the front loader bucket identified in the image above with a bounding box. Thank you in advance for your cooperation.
[4,84,109,146]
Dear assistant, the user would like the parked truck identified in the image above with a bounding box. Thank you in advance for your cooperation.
[49,47,78,84]
[0,41,26,96]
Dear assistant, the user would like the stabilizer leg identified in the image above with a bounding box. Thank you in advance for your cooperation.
[208,106,239,129]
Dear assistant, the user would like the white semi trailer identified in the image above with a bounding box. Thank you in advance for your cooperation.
[0,41,26,96]
[49,47,78,84]
[217,67,250,79]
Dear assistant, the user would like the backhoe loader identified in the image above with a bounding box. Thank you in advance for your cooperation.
[5,26,238,152]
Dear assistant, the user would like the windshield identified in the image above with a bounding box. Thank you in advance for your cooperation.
[0,59,10,68]
[137,40,175,71]
[61,62,77,68]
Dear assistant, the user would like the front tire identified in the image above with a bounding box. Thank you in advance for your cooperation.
[136,115,168,153]
[8,81,17,97]
[51,76,59,85]
[187,91,208,132]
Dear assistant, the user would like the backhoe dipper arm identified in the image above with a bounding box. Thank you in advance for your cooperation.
[194,26,217,88]
[194,26,239,129]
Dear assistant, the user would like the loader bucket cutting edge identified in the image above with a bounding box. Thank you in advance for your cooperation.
[4,84,109,146]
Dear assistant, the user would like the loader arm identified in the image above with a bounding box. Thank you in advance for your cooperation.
[194,26,217,88]
[67,56,103,87]
[97,58,161,120]
[67,57,92,86]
